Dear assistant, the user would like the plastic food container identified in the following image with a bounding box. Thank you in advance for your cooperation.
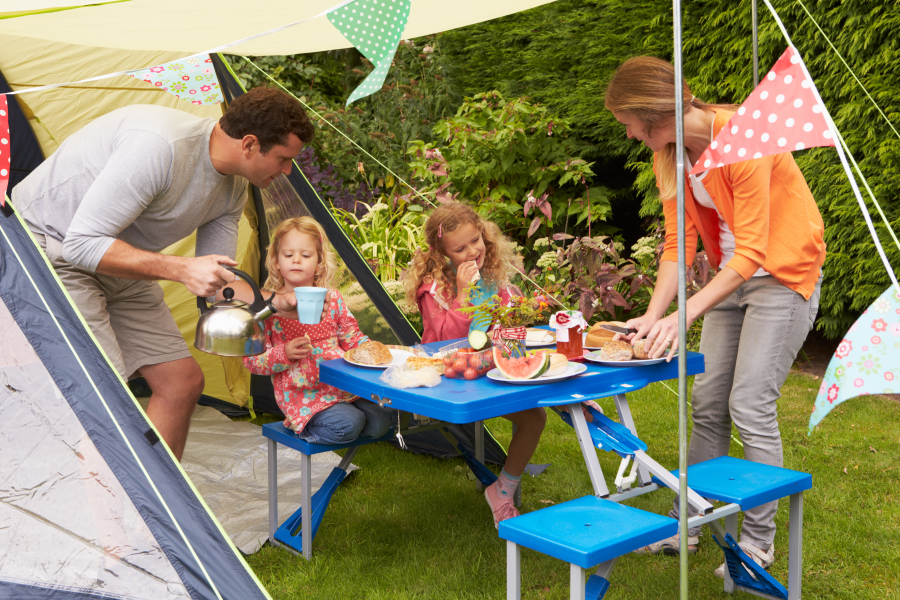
[437,340,495,380]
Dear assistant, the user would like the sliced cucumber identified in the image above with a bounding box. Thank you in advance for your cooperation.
[468,329,490,351]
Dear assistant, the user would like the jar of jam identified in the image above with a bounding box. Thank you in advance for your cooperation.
[550,310,589,360]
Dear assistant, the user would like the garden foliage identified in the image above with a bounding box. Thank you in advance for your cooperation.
[440,0,900,338]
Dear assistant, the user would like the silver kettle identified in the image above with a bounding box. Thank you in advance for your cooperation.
[194,267,277,357]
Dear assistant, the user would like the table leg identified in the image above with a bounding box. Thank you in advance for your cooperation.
[507,540,521,600]
[511,422,521,507]
[788,492,803,600]
[301,451,312,561]
[566,402,610,497]
[475,420,486,492]
[613,393,652,486]
[724,512,738,593]
[570,563,586,600]
[267,438,278,547]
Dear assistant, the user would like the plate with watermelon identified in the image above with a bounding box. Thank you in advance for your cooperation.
[486,348,587,385]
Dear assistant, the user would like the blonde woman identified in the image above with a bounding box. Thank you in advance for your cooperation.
[242,217,391,443]
[605,57,825,575]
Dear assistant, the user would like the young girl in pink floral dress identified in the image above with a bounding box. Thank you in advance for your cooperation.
[244,217,391,444]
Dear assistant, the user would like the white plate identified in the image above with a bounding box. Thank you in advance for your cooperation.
[524,328,557,347]
[583,351,678,367]
[486,362,587,385]
[343,349,413,369]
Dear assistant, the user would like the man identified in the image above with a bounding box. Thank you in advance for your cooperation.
[13,87,313,460]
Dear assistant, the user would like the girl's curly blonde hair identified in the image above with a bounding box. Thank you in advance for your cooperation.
[263,217,337,292]
[402,202,520,310]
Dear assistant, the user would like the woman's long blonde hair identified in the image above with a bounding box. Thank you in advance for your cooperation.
[604,56,734,200]
[263,216,337,291]
[402,202,520,310]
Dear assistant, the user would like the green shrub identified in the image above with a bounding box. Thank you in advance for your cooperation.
[440,0,900,339]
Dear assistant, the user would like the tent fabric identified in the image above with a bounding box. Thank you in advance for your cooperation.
[0,0,556,56]
[0,205,270,599]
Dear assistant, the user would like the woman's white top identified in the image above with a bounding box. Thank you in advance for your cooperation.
[684,147,770,278]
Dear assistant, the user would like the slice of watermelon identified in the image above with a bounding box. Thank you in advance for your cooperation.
[493,347,548,379]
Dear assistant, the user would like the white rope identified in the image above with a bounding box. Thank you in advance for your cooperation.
[761,0,900,294]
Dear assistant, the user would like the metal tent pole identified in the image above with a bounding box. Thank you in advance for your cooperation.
[752,0,760,86]
[672,1,689,599]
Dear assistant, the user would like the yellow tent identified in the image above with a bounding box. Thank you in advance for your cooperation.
[0,0,555,408]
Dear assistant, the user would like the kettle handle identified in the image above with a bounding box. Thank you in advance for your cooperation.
[195,267,276,314]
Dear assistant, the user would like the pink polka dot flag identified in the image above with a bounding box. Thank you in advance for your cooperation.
[690,47,834,175]
[0,95,9,207]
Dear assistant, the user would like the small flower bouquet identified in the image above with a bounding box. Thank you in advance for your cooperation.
[459,293,552,357]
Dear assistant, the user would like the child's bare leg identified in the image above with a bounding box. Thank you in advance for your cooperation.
[501,407,547,475]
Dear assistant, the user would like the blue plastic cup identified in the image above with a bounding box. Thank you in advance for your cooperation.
[294,287,329,324]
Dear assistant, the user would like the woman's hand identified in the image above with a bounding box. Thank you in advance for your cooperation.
[642,312,684,361]
[455,261,479,304]
[285,335,312,361]
[271,291,297,315]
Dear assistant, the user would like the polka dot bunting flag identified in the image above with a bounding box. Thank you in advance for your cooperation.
[327,0,411,105]
[690,46,834,175]
[0,95,9,207]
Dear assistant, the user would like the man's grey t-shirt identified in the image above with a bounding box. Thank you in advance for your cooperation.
[13,104,248,273]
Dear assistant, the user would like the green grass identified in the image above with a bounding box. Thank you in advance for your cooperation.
[244,371,900,599]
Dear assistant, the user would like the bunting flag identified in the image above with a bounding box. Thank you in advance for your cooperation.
[130,54,222,106]
[0,95,9,207]
[327,0,411,105]
[691,46,834,174]
[810,286,900,432]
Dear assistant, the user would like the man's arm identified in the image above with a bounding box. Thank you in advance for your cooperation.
[97,240,236,297]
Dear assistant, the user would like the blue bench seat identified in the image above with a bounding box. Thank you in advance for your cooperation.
[499,496,677,600]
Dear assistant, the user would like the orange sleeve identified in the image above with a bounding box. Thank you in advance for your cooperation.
[654,156,698,267]
[721,157,772,280]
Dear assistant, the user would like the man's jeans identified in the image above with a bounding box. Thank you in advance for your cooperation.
[297,399,393,445]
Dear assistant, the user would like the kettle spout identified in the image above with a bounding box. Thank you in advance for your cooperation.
[254,303,276,322]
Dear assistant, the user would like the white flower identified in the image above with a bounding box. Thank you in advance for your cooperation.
[536,251,558,270]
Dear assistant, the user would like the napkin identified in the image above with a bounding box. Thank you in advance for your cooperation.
[525,329,554,343]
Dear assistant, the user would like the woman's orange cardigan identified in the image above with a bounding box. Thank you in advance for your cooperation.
[657,110,826,300]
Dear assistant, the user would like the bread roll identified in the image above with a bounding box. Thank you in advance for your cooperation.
[545,353,569,376]
[584,321,629,348]
[599,340,634,362]
[405,356,444,375]
[632,339,650,360]
[345,340,393,365]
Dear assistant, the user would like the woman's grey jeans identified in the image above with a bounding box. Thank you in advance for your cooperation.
[672,274,822,551]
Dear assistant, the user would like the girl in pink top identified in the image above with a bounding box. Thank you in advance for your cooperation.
[243,217,391,444]
[402,202,546,528]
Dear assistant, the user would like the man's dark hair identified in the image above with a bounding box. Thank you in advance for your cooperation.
[220,87,315,152]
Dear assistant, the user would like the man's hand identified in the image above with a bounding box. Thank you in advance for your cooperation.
[284,335,312,361]
[182,255,237,297]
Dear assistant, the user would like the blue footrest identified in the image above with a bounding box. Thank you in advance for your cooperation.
[650,456,811,510]
[274,465,346,553]
[262,421,396,455]
[585,574,611,600]
[714,532,788,599]
[499,496,678,569]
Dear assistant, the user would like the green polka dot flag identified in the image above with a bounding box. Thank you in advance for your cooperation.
[328,0,411,105]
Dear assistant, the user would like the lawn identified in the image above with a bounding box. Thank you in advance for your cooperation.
[245,370,900,600]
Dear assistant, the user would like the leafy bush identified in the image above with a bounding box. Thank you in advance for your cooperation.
[407,92,612,245]
[226,38,461,204]
[440,0,900,338]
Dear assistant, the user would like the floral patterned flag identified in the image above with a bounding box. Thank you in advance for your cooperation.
[129,54,222,106]
[810,286,900,432]
[691,46,834,174]
[327,0,411,105]
[0,96,9,207]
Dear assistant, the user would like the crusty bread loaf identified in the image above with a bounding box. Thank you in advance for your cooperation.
[585,321,629,348]
[405,356,444,375]
[632,339,651,360]
[599,339,634,362]
[345,340,393,365]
